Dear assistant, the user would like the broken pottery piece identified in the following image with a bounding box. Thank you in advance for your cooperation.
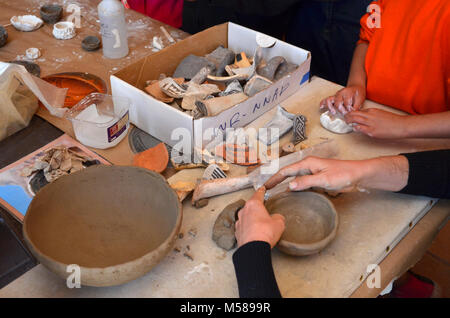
[145,77,184,103]
[173,54,216,80]
[194,198,209,209]
[195,92,248,117]
[181,83,221,111]
[202,164,227,180]
[256,33,277,48]
[189,66,213,85]
[293,114,307,144]
[274,61,298,81]
[159,77,187,98]
[52,21,76,40]
[258,105,295,145]
[206,73,248,83]
[205,46,235,76]
[234,52,251,68]
[10,15,43,32]
[133,142,169,173]
[320,110,353,134]
[257,56,286,81]
[82,36,101,51]
[25,48,41,60]
[244,75,273,97]
[265,191,338,256]
[282,142,295,154]
[218,80,243,97]
[214,143,260,166]
[40,4,63,24]
[128,126,172,155]
[212,199,246,250]
[0,26,8,47]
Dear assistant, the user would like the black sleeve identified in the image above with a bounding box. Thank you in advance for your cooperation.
[232,241,281,298]
[397,150,450,199]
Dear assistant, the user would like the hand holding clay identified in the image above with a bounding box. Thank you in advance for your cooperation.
[344,108,410,139]
[235,187,285,248]
[320,85,366,115]
[265,156,409,193]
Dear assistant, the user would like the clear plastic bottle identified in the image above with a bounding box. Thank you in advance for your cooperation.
[98,0,129,59]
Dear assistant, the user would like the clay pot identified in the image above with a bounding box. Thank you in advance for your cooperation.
[265,191,338,256]
[40,4,63,24]
[23,165,182,287]
[81,36,101,51]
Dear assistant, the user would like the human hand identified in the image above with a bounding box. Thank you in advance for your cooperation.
[344,108,410,139]
[320,85,366,115]
[265,157,365,192]
[265,156,409,193]
[235,187,285,248]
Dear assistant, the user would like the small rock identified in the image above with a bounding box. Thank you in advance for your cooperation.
[40,4,63,24]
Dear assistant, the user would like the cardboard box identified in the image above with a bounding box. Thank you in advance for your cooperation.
[111,22,311,152]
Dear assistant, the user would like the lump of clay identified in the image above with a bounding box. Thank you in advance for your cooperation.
[320,110,353,134]
[0,26,7,47]
[212,199,246,250]
[10,15,43,32]
[173,54,216,80]
[82,36,101,51]
[53,21,76,40]
[25,47,41,60]
[40,4,63,24]
[205,46,235,76]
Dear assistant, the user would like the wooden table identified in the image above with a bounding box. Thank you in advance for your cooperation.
[0,0,449,298]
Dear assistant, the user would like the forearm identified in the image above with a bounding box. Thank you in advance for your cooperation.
[357,155,409,192]
[403,111,450,138]
[347,43,368,88]
[398,150,450,199]
[232,241,282,298]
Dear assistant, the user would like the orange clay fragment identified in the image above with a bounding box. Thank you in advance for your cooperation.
[133,143,169,173]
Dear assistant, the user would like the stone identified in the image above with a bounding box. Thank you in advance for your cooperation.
[0,26,8,47]
[10,15,43,32]
[82,36,101,51]
[173,55,216,80]
[52,21,76,40]
[40,4,63,24]
[212,199,246,250]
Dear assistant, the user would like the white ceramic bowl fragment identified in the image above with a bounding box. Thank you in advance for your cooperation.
[10,15,43,32]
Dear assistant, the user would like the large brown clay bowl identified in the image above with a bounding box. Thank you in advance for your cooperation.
[265,191,338,256]
[23,165,182,286]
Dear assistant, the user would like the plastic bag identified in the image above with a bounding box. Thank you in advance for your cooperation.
[0,62,67,142]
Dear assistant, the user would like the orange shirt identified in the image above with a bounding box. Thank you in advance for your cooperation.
[359,0,450,114]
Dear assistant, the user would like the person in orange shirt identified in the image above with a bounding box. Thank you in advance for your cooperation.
[321,0,450,139]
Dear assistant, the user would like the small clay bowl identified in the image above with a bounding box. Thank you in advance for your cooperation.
[82,36,101,51]
[265,191,338,256]
[0,26,8,47]
[40,4,63,24]
[23,165,182,286]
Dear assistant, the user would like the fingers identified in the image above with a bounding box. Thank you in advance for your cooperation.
[345,112,369,126]
[251,186,266,203]
[264,157,321,189]
[320,96,337,114]
[353,124,374,137]
[353,90,364,110]
[271,213,285,225]
[288,174,327,191]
